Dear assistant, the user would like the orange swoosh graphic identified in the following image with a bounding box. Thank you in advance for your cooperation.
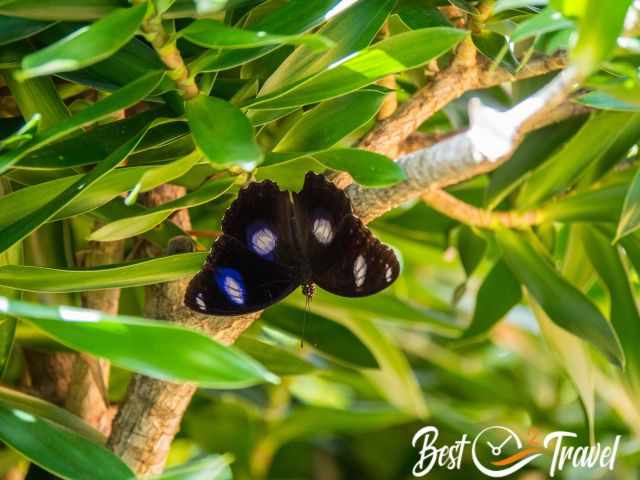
[491,447,544,466]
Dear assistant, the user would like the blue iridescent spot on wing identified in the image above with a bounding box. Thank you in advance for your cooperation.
[246,221,277,260]
[214,267,246,305]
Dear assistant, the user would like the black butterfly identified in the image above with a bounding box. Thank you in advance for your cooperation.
[184,172,400,315]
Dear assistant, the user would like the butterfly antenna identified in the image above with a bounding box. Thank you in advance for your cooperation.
[300,283,314,349]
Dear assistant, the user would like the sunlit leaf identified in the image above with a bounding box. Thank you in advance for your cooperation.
[0,296,278,387]
[17,4,147,79]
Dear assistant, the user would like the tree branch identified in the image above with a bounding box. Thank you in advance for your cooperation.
[107,185,260,475]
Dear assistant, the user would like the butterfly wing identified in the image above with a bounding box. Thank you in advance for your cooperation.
[294,172,399,296]
[311,214,400,297]
[221,179,298,267]
[293,171,352,263]
[185,235,300,315]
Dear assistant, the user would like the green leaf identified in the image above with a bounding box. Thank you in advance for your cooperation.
[580,225,640,387]
[0,164,193,231]
[18,111,183,170]
[186,95,262,169]
[530,296,596,443]
[511,8,573,43]
[0,16,53,46]
[456,226,486,277]
[245,28,467,110]
[190,0,363,73]
[0,296,278,387]
[236,336,315,376]
[312,149,405,187]
[473,31,518,71]
[516,111,640,208]
[273,88,388,152]
[125,150,201,205]
[17,4,147,79]
[0,113,40,152]
[0,126,147,255]
[154,454,233,480]
[0,401,134,480]
[571,0,632,76]
[180,19,332,51]
[264,406,411,447]
[616,169,640,241]
[493,0,548,14]
[0,70,164,174]
[89,178,234,241]
[0,0,125,20]
[540,183,626,223]
[0,252,205,292]
[462,259,521,339]
[0,386,104,444]
[394,1,450,29]
[495,228,624,366]
[576,91,640,111]
[258,0,394,96]
[262,304,378,368]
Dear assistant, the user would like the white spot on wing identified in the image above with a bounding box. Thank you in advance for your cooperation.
[385,264,393,282]
[195,293,207,311]
[312,217,334,244]
[224,275,245,305]
[353,255,367,288]
[251,227,277,256]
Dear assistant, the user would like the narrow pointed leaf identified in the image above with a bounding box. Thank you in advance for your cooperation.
[0,70,164,174]
[245,28,466,110]
[0,296,278,387]
[89,178,234,241]
[0,128,147,255]
[181,19,332,51]
[495,229,624,366]
[0,252,205,292]
[17,4,147,79]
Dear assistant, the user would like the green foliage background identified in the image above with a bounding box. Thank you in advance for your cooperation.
[0,0,640,478]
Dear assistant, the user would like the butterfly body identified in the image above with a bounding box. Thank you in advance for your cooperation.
[185,172,400,316]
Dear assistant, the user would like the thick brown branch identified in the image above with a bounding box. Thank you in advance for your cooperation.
[359,51,567,158]
[108,185,259,476]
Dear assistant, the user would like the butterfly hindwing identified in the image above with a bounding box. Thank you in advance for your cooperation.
[312,214,400,297]
[222,180,298,267]
[185,235,300,315]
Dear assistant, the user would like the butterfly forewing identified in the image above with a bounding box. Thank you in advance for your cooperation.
[222,180,298,267]
[185,235,299,315]
[293,172,352,265]
[312,214,400,297]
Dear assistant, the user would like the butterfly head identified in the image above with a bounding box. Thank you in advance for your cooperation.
[301,282,315,300]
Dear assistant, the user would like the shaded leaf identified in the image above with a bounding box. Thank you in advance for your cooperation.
[262,304,378,369]
[0,70,164,174]
[462,259,521,339]
[495,228,624,366]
